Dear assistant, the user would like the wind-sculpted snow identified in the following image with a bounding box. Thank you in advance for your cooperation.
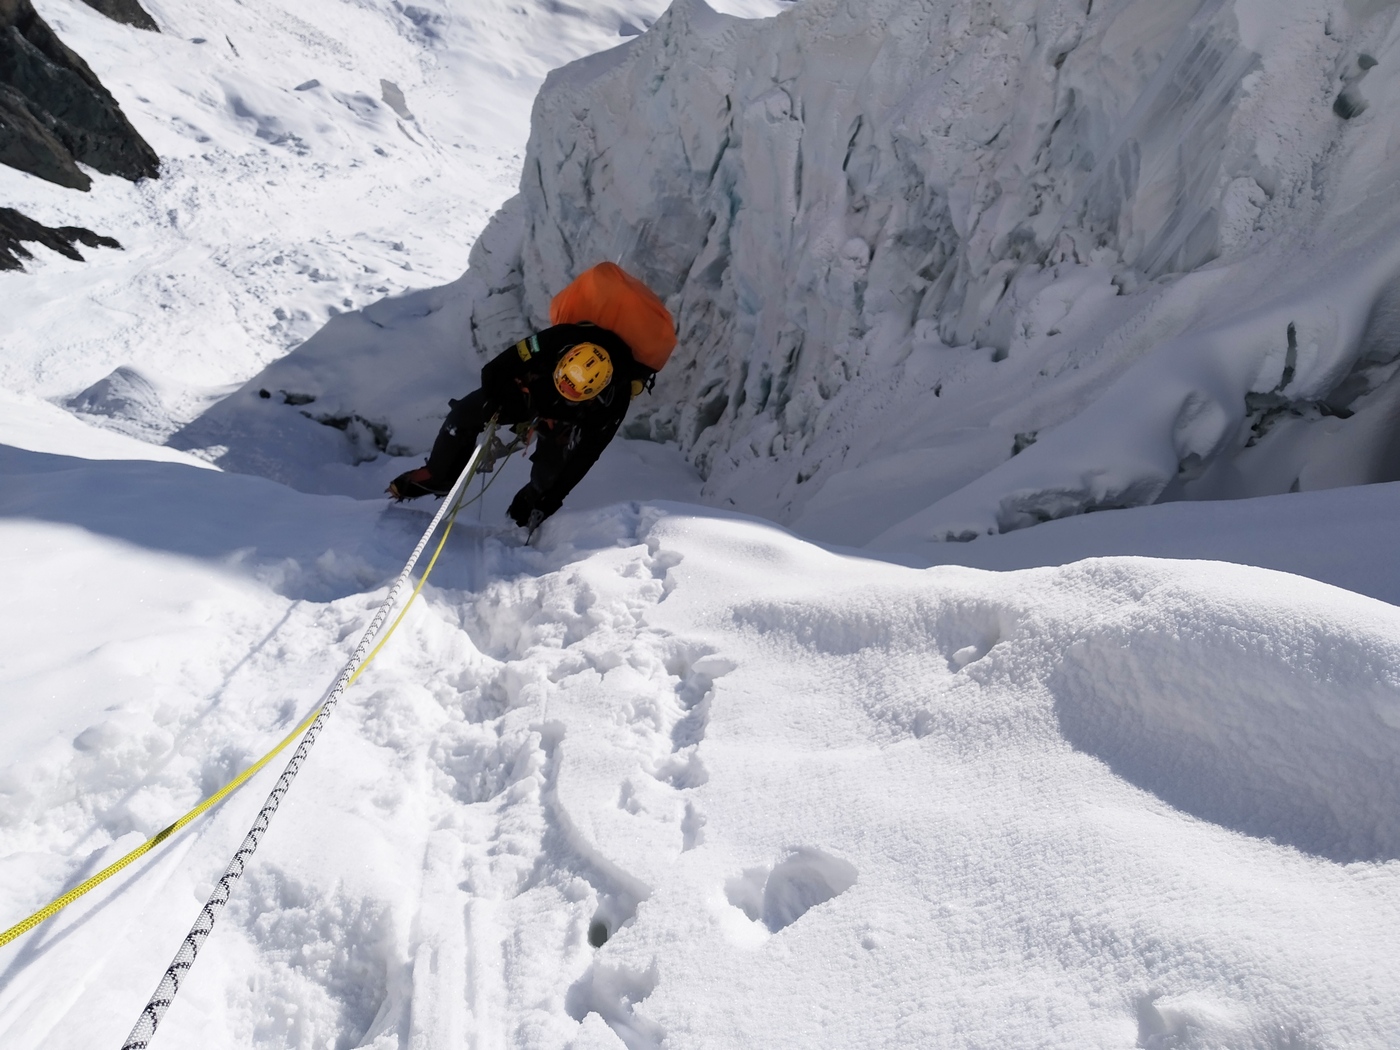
[1050,558,1400,863]
[434,0,1400,546]
[6,462,1398,1046]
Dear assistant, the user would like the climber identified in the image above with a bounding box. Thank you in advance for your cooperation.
[388,262,676,532]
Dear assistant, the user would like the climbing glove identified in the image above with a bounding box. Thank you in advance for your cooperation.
[509,483,562,529]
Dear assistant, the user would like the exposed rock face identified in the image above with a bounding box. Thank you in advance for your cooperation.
[0,78,86,187]
[0,205,120,270]
[0,0,160,190]
[76,0,158,32]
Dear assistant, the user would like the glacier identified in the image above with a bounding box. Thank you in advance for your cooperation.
[453,0,1400,545]
[177,0,1400,549]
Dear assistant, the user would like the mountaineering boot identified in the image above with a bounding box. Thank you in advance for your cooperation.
[507,482,545,527]
[387,466,447,501]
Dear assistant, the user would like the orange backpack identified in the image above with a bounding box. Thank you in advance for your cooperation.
[549,262,676,372]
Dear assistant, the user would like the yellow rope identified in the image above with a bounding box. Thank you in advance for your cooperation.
[0,490,474,950]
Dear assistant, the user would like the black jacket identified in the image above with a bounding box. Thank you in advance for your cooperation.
[481,322,645,427]
[480,322,650,516]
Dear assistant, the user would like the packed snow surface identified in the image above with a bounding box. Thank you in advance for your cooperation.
[4,0,1400,1047]
[3,463,1400,1048]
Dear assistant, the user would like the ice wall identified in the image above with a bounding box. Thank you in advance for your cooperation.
[461,0,1400,545]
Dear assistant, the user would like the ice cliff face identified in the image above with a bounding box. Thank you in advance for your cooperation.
[459,0,1400,545]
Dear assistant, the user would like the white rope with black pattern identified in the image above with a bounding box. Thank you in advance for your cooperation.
[120,434,488,1049]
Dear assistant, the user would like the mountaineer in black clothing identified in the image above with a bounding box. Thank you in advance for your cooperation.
[387,322,652,530]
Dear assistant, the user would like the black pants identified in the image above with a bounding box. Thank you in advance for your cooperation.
[424,387,573,500]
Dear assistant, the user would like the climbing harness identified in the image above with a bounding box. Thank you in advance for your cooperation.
[477,422,531,475]
[0,422,524,1046]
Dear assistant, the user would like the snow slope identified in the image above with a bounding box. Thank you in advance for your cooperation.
[3,0,1400,1048]
[2,463,1399,1047]
[0,0,779,418]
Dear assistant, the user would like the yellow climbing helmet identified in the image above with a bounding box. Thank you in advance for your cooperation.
[553,341,614,401]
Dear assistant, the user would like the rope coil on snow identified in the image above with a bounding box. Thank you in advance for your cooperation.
[120,424,497,1049]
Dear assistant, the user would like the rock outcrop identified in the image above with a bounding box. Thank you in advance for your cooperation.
[0,0,159,190]
[77,0,158,32]
[0,204,119,270]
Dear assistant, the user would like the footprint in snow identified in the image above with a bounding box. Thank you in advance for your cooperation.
[564,959,665,1049]
[724,847,858,933]
[948,626,1000,670]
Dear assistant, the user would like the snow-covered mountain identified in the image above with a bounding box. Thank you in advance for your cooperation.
[3,1,1400,1049]
[2,0,771,412]
[174,0,1400,548]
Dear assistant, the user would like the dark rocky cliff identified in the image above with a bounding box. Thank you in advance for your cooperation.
[1,0,159,269]
[1,0,160,190]
[0,204,118,269]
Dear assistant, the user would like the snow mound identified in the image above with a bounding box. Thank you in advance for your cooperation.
[724,847,859,932]
[0,386,211,467]
[1048,558,1400,862]
[66,365,170,440]
[685,516,1400,862]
